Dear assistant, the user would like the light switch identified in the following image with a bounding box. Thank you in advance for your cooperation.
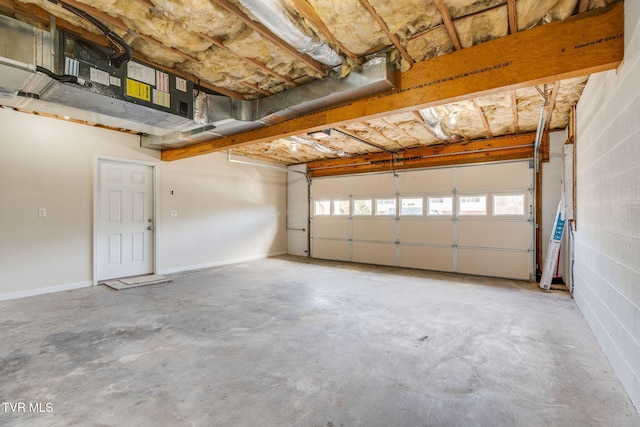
[170,210,178,217]
[38,208,46,217]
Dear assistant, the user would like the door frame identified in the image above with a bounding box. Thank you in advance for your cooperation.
[93,156,158,285]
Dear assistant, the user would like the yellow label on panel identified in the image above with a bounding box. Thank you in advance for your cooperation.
[126,79,151,101]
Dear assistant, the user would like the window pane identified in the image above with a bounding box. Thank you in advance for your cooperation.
[400,197,423,216]
[459,195,487,215]
[428,196,453,215]
[494,194,525,215]
[353,199,372,215]
[333,200,350,216]
[375,198,396,215]
[314,200,331,216]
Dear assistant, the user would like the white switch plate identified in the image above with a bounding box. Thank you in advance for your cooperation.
[38,208,46,217]
[170,210,178,217]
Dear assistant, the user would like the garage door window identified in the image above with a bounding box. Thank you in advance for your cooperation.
[376,198,396,215]
[314,200,331,216]
[353,199,373,216]
[333,200,350,216]
[400,197,423,216]
[493,194,526,216]
[428,196,453,216]
[459,195,487,215]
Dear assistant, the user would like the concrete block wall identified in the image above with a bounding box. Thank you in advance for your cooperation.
[573,0,640,411]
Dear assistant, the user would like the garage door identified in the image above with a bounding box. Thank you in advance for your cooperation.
[310,161,534,280]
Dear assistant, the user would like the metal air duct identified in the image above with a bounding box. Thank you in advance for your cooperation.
[236,0,341,68]
[0,15,396,151]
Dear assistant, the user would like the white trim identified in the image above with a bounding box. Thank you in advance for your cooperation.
[93,156,159,285]
[159,252,287,275]
[0,281,92,302]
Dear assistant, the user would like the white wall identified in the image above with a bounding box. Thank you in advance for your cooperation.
[286,164,309,257]
[159,154,286,273]
[573,0,640,411]
[0,107,287,299]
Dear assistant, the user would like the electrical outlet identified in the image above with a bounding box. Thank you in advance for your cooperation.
[38,208,46,217]
[170,210,178,217]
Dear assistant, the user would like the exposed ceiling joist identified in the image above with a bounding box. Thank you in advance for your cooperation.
[162,3,624,162]
[287,0,361,65]
[511,91,519,134]
[545,81,562,130]
[133,0,297,88]
[579,0,590,13]
[211,0,325,75]
[0,0,245,98]
[58,0,198,62]
[198,32,297,88]
[434,0,462,50]
[359,0,414,66]
[307,132,545,178]
[473,99,494,138]
[333,127,395,153]
[507,0,518,34]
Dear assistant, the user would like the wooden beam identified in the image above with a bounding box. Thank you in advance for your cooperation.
[579,0,590,14]
[4,0,247,98]
[307,133,542,177]
[162,3,624,161]
[210,0,325,75]
[359,0,414,66]
[511,90,519,134]
[473,98,494,137]
[288,0,360,65]
[544,80,561,130]
[221,73,271,96]
[507,0,518,34]
[133,0,297,88]
[51,0,198,64]
[199,33,297,87]
[333,127,393,153]
[434,0,462,50]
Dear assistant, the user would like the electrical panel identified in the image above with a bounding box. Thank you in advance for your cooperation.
[57,31,193,119]
[58,31,125,101]
[124,60,193,119]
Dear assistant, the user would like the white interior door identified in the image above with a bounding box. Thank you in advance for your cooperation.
[97,160,154,281]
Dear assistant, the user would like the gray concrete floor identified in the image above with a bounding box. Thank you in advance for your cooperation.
[1,255,638,427]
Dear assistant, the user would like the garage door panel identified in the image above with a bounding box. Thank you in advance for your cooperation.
[352,242,396,266]
[398,168,453,193]
[457,162,531,191]
[457,220,531,249]
[352,173,395,196]
[312,219,349,239]
[399,220,453,245]
[457,248,530,279]
[352,219,396,241]
[312,177,350,198]
[312,239,349,261]
[309,161,533,280]
[398,246,453,272]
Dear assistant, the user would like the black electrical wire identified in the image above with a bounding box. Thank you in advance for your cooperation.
[47,0,132,68]
[36,65,82,84]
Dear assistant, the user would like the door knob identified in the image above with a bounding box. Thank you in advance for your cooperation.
[147,226,154,231]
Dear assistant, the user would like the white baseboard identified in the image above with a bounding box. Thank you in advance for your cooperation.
[0,280,93,302]
[0,253,288,301]
[159,251,287,275]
